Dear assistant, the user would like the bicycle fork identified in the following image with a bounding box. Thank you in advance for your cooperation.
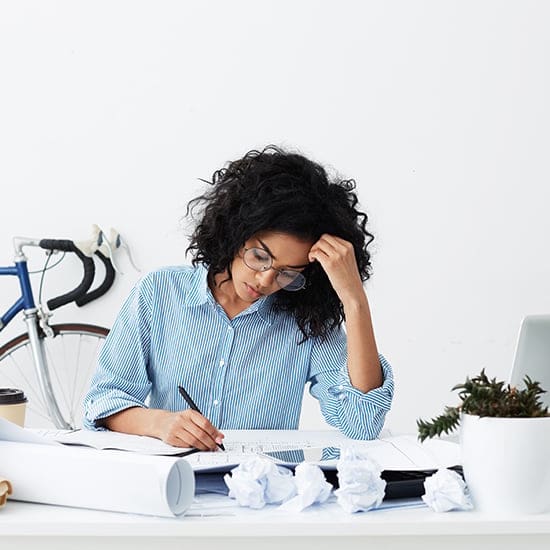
[23,309,71,429]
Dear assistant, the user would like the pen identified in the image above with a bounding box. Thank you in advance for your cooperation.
[178,385,226,451]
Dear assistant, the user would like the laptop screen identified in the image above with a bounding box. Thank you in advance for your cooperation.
[509,314,550,407]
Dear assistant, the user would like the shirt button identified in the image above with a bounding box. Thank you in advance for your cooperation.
[213,400,220,406]
[219,359,225,367]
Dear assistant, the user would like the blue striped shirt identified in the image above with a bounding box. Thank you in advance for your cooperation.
[83,264,394,439]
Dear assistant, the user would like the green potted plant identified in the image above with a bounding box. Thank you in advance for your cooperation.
[417,369,550,514]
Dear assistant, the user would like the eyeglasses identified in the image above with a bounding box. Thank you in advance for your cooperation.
[242,247,306,291]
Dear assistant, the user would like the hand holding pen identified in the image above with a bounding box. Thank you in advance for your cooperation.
[178,385,226,451]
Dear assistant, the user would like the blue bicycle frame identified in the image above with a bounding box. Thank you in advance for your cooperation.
[0,258,36,331]
[0,238,70,428]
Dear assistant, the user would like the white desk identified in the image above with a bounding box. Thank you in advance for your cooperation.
[2,494,550,550]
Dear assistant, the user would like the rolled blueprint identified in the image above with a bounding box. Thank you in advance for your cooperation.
[0,440,195,517]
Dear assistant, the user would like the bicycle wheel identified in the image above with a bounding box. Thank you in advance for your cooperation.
[0,323,109,429]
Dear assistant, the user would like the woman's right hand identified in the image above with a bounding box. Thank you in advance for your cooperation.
[103,407,225,451]
[154,409,225,451]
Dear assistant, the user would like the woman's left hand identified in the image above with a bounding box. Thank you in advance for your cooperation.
[310,234,382,392]
[308,234,365,304]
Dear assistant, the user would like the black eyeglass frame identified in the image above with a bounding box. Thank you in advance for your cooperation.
[242,247,307,291]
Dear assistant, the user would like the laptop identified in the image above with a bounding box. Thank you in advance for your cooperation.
[509,314,550,408]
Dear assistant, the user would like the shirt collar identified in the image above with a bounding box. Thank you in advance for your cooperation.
[188,264,276,326]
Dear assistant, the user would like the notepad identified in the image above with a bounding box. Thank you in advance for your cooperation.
[0,418,194,455]
[37,427,197,455]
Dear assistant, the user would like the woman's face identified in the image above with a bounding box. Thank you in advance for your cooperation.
[230,231,313,303]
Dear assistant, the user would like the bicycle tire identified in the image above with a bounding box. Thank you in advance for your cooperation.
[0,323,109,429]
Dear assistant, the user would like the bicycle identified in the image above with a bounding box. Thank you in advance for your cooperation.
[0,227,137,430]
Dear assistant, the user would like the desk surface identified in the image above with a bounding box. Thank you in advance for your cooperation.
[2,427,550,549]
[2,494,550,550]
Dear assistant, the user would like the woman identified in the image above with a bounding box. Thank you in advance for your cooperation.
[83,146,394,449]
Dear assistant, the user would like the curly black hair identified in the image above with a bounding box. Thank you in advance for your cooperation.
[185,145,374,341]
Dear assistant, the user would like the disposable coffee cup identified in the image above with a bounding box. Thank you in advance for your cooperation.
[0,388,27,427]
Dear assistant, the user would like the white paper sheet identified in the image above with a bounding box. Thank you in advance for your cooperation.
[0,418,194,455]
[0,440,195,517]
[186,429,350,472]
[185,431,461,473]
[0,417,59,446]
[348,435,461,471]
[37,427,195,455]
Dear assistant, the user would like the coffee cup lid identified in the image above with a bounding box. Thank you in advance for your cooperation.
[0,388,28,405]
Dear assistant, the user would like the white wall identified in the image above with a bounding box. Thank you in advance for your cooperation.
[1,0,549,434]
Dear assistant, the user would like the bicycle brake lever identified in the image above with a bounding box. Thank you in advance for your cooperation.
[97,228,124,274]
[109,228,141,272]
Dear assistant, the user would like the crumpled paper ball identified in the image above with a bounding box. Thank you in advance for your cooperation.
[422,468,473,512]
[279,462,333,512]
[223,456,296,509]
[334,446,386,513]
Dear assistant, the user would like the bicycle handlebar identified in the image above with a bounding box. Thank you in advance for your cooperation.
[75,250,116,306]
[38,239,115,310]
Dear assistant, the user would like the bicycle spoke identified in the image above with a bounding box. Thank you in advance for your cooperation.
[0,325,108,429]
[4,349,47,413]
[74,336,103,416]
[71,334,83,424]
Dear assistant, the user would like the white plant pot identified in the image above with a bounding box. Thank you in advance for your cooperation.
[460,413,550,514]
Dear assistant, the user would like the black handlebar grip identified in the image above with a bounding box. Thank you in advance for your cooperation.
[75,250,116,307]
[39,239,79,254]
[39,239,96,310]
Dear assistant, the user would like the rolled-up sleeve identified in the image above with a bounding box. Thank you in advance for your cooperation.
[308,327,394,440]
[83,274,154,429]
